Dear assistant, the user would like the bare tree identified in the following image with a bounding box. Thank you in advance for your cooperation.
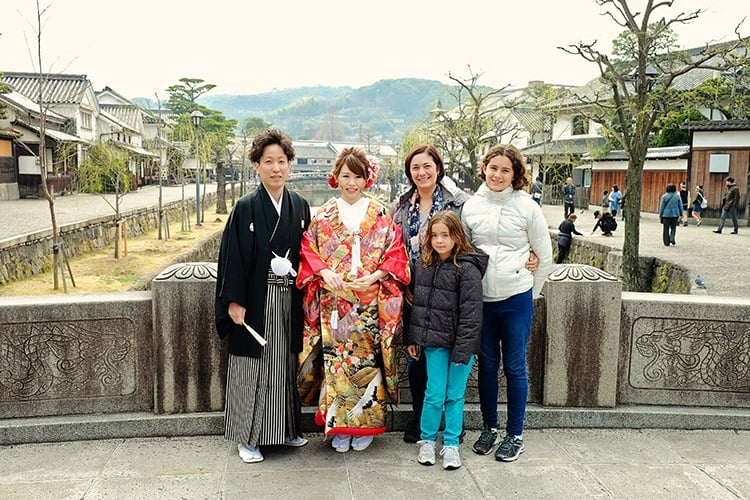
[27,0,64,289]
[561,0,748,291]
[427,67,522,190]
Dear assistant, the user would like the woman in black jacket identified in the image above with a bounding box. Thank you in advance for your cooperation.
[557,214,583,264]
[406,211,488,470]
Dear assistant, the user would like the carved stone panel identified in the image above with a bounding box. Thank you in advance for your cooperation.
[0,318,135,401]
[0,293,153,418]
[630,317,750,392]
[620,296,750,408]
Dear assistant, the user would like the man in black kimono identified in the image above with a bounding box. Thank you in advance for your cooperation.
[215,128,311,463]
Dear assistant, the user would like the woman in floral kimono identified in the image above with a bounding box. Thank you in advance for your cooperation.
[297,147,410,453]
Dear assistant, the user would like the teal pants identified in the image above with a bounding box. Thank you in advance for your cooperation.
[420,347,474,447]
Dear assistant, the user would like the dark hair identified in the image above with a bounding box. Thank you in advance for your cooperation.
[403,144,445,188]
[593,210,601,218]
[727,176,735,183]
[421,211,475,267]
[697,185,703,191]
[332,146,369,179]
[612,185,619,192]
[478,144,530,190]
[666,183,677,193]
[249,128,295,164]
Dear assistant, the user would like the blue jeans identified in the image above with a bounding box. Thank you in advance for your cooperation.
[717,207,738,232]
[420,347,474,447]
[477,290,533,436]
[661,217,678,245]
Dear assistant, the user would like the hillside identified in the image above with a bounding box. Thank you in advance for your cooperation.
[197,78,456,143]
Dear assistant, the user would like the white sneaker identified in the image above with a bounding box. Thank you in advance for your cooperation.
[441,445,462,470]
[417,440,436,465]
[351,435,374,451]
[331,434,351,453]
[284,436,309,447]
[238,443,264,463]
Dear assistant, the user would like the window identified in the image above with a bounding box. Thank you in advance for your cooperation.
[80,111,92,130]
[572,115,589,136]
[709,153,730,173]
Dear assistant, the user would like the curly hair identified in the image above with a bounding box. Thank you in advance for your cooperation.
[249,128,295,164]
[478,144,530,191]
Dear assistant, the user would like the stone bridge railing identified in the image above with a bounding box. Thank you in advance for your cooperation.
[1,262,748,444]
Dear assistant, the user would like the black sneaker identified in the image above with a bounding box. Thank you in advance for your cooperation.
[403,416,421,443]
[494,434,525,462]
[472,427,499,455]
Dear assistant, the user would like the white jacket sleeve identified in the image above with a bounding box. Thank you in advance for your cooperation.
[527,205,554,298]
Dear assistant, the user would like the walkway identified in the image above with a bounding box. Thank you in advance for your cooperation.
[1,430,749,499]
[539,203,749,297]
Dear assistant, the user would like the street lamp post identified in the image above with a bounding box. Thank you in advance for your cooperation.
[190,110,204,226]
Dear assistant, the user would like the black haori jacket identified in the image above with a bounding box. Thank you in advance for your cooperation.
[215,184,311,357]
[407,251,488,364]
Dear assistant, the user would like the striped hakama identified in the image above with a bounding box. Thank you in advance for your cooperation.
[224,271,302,446]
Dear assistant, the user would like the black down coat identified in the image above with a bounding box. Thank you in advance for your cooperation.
[407,251,488,364]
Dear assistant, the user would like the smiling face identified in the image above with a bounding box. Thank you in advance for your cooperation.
[482,154,515,192]
[254,144,290,198]
[409,151,439,193]
[429,222,455,261]
[337,163,366,204]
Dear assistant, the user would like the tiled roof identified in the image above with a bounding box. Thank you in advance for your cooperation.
[522,136,608,156]
[682,119,750,131]
[0,90,68,123]
[1,72,90,105]
[100,104,142,131]
[584,145,690,161]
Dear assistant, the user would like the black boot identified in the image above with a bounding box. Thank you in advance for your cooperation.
[403,414,421,443]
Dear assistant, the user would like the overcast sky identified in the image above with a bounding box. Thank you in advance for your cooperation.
[1,0,747,100]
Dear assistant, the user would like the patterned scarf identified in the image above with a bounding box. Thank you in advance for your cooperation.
[407,184,444,263]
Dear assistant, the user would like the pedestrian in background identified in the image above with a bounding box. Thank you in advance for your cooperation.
[562,177,576,219]
[714,176,740,234]
[679,182,689,226]
[691,185,706,226]
[407,211,488,470]
[215,128,312,464]
[601,190,609,212]
[608,185,622,218]
[659,183,683,246]
[530,175,543,205]
[591,210,617,236]
[462,144,553,463]
[557,214,583,264]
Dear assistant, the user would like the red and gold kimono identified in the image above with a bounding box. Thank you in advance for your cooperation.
[296,197,410,437]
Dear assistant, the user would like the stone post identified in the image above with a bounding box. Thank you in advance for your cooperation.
[151,262,227,414]
[542,264,622,407]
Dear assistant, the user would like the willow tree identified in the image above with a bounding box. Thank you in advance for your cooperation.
[562,0,748,291]
[77,141,131,258]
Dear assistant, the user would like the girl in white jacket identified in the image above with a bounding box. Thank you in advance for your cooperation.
[461,144,553,463]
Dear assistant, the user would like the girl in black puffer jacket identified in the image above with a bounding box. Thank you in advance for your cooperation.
[406,211,488,470]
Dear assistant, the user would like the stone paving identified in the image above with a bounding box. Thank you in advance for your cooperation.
[1,430,750,499]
